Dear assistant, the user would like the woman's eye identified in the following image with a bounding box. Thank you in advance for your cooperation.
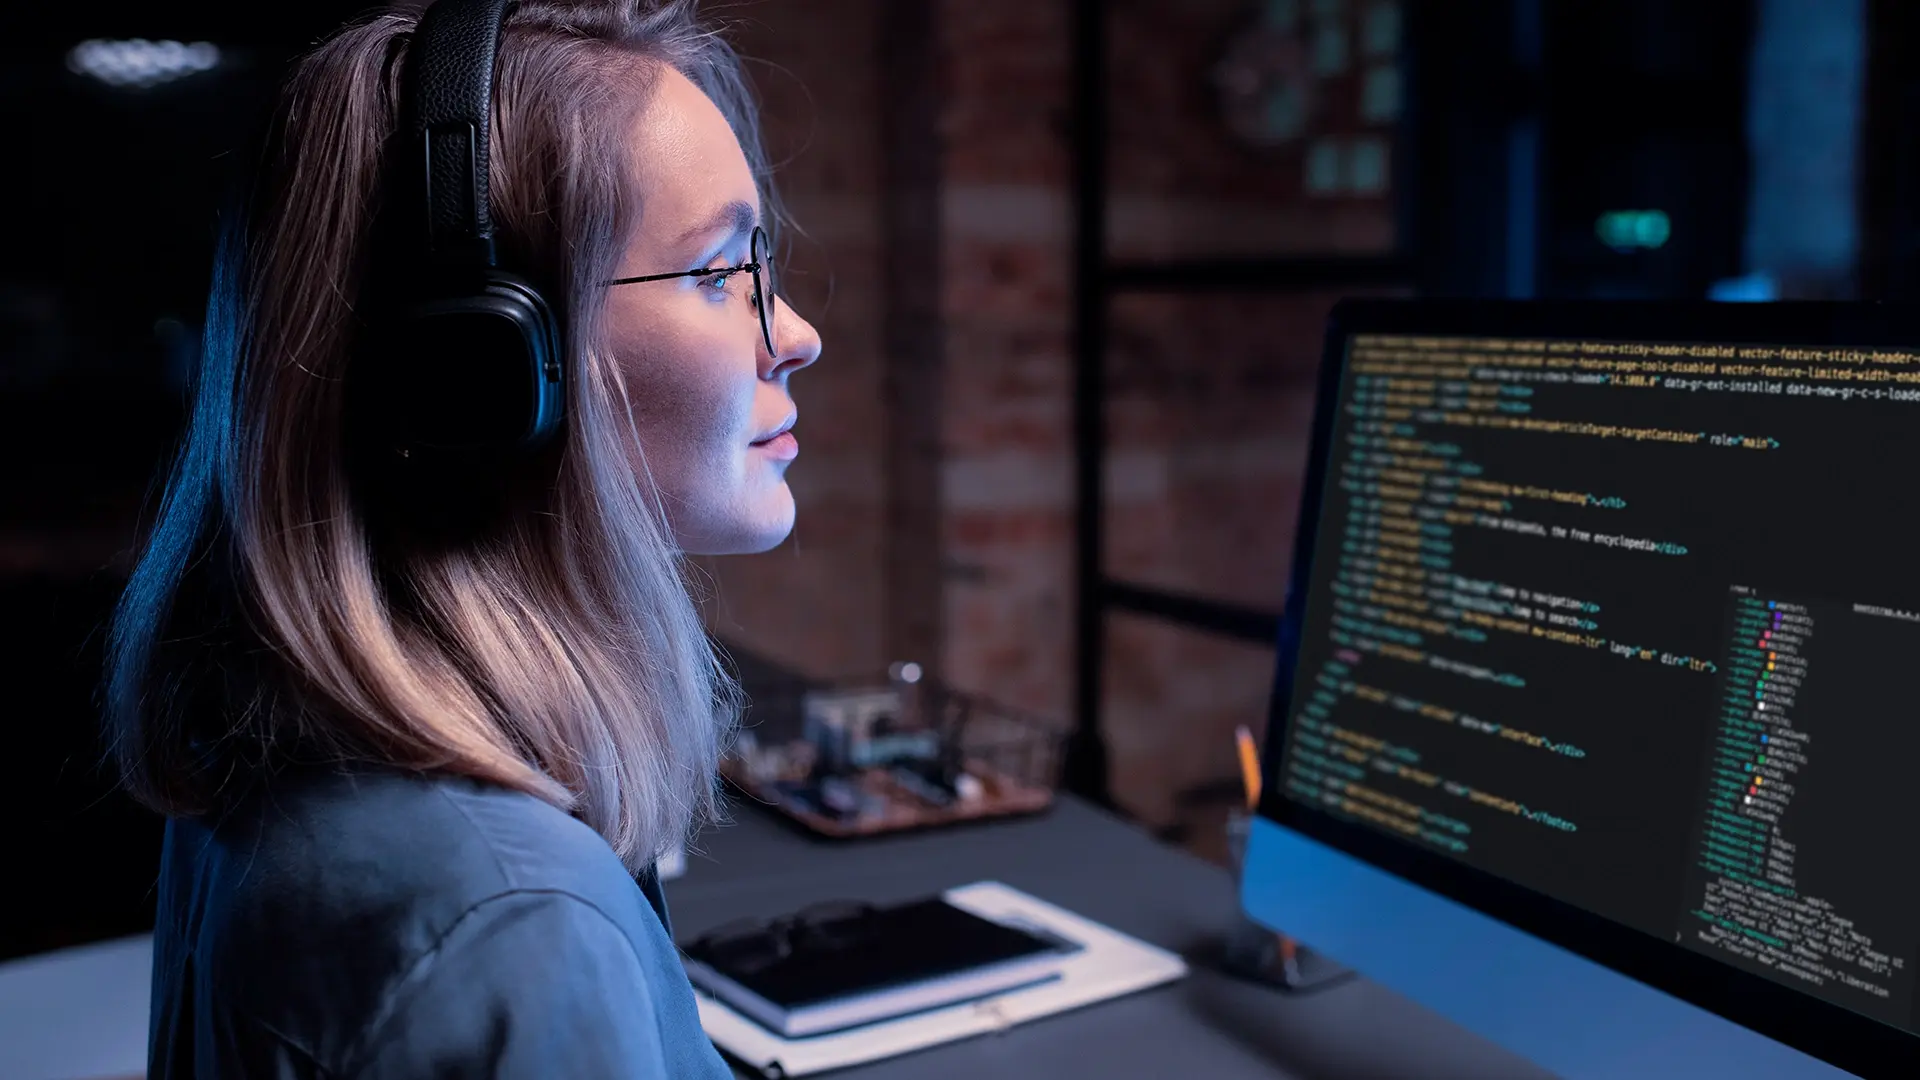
[700,269,736,292]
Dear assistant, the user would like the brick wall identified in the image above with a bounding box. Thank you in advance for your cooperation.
[697,0,891,682]
[1097,0,1402,833]
[1105,291,1345,611]
[1102,286,1405,830]
[1102,611,1278,830]
[938,0,1077,723]
[1108,0,1401,259]
[710,0,1402,840]
[699,0,1079,777]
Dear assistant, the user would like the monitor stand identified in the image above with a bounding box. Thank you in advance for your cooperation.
[1219,916,1353,991]
[1240,816,1854,1079]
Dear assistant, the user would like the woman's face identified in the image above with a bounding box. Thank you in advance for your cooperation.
[605,66,822,556]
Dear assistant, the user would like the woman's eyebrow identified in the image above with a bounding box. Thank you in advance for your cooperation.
[675,199,758,250]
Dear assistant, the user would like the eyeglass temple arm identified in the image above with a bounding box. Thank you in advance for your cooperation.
[601,262,762,288]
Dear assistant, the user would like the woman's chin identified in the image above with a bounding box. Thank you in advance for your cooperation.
[680,488,796,556]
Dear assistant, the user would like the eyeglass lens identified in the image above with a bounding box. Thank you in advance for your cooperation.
[751,225,774,355]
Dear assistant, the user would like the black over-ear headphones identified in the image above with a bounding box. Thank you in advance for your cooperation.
[370,0,564,459]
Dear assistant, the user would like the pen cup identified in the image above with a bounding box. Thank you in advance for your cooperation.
[1226,805,1253,871]
[1220,807,1352,992]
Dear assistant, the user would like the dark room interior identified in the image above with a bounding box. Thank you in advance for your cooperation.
[3,2,1914,1077]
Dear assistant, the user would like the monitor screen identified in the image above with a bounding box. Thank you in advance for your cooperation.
[1268,303,1920,1070]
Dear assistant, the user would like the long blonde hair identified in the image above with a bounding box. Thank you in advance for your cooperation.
[103,0,772,871]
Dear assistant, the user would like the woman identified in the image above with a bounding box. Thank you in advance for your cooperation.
[105,1,821,1075]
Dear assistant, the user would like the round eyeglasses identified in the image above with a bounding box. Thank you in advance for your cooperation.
[601,224,775,355]
[687,900,878,974]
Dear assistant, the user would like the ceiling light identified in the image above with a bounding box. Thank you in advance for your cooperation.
[67,39,221,90]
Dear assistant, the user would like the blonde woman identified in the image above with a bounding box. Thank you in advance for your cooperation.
[105,1,820,1074]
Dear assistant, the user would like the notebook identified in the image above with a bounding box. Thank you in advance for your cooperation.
[690,882,1191,1078]
[681,896,1075,1038]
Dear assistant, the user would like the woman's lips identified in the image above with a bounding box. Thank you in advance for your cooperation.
[752,430,799,460]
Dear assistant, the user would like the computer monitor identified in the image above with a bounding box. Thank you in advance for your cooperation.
[1242,299,1920,1079]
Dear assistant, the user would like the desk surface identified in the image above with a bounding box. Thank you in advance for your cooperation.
[669,796,1556,1080]
[0,796,1556,1080]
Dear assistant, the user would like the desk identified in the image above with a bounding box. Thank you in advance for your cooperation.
[670,796,1556,1080]
[0,797,1556,1080]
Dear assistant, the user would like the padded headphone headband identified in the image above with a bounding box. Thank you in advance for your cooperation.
[360,0,564,464]
[403,0,513,270]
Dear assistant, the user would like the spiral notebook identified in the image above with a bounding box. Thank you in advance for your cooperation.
[689,881,1189,1078]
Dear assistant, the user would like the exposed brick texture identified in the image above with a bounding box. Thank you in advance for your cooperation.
[1097,0,1400,835]
[704,0,1401,837]
[696,0,891,682]
[1102,610,1278,829]
[937,0,1078,725]
[1107,0,1399,258]
[1100,289,1390,832]
[1103,289,1408,609]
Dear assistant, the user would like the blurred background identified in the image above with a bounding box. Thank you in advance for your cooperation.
[0,0,1905,962]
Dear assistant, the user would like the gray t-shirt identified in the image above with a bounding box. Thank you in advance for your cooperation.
[146,763,733,1078]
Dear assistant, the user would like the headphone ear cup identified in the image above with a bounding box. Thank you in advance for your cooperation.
[505,274,567,448]
[371,0,565,467]
[373,272,564,454]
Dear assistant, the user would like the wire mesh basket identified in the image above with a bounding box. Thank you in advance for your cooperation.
[720,649,1068,839]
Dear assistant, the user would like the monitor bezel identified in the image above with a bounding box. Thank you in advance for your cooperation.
[1259,298,1920,1079]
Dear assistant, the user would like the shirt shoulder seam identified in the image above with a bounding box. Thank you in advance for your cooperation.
[434,782,516,890]
[334,887,651,1075]
[232,1010,335,1078]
